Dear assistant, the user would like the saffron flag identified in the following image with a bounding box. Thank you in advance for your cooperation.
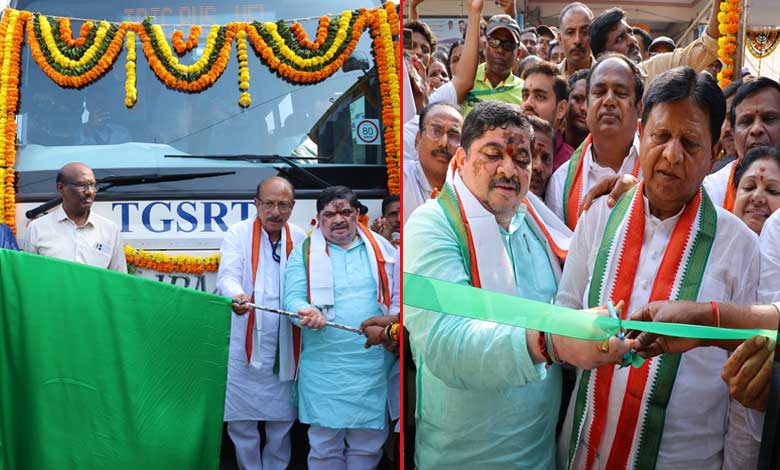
[0,249,231,469]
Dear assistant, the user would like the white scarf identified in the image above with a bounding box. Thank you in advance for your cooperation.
[248,223,302,382]
[308,225,395,318]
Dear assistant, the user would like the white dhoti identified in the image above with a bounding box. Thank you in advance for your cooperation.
[217,219,307,469]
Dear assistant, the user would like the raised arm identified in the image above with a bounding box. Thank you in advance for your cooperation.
[408,0,423,22]
[450,0,484,103]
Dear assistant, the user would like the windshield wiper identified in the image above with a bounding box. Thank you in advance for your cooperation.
[164,154,331,189]
[26,170,235,219]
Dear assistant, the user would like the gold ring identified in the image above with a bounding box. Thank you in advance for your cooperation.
[600,339,610,353]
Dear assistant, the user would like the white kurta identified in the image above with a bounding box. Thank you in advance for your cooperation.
[216,218,307,421]
[545,133,640,223]
[702,159,736,208]
[736,209,780,455]
[403,159,434,222]
[557,193,760,469]
[759,210,780,303]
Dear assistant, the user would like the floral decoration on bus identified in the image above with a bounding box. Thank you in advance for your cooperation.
[124,245,220,275]
[0,3,400,235]
[716,0,741,88]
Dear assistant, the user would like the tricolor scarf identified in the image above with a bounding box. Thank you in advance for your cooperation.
[303,224,395,316]
[567,183,717,470]
[436,172,565,289]
[562,132,641,230]
[723,159,738,212]
[246,219,301,382]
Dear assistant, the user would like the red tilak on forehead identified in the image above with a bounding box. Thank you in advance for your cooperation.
[760,166,766,172]
[506,143,514,156]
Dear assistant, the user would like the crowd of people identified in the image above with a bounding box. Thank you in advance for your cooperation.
[403,0,780,468]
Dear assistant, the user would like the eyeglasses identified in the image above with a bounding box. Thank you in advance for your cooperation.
[321,208,356,220]
[65,182,97,191]
[487,37,518,52]
[259,200,294,213]
[422,125,461,146]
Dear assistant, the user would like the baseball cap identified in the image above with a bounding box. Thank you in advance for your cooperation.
[536,25,556,39]
[486,14,522,42]
[649,36,676,53]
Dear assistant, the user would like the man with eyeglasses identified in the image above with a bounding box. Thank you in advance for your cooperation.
[404,102,464,220]
[23,162,126,272]
[284,185,398,469]
[462,14,525,116]
[216,176,307,470]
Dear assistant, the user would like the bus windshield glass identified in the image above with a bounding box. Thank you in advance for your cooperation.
[13,0,385,174]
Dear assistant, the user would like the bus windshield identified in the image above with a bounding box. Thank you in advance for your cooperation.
[13,0,385,176]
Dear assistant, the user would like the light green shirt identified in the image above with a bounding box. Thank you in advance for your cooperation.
[404,199,560,470]
[462,63,524,117]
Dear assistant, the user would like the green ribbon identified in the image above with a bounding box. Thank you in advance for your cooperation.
[403,272,776,341]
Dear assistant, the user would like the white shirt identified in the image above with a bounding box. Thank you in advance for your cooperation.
[403,159,434,222]
[546,133,640,223]
[736,210,780,458]
[216,218,307,421]
[557,193,760,469]
[23,205,127,273]
[759,210,780,303]
[703,159,736,208]
[402,82,459,162]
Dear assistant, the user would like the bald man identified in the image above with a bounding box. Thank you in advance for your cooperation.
[216,176,307,470]
[23,162,126,272]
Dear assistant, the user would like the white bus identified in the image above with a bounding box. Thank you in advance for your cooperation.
[10,0,395,293]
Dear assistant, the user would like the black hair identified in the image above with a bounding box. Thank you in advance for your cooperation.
[55,170,64,184]
[588,8,625,59]
[586,53,644,106]
[568,68,589,90]
[734,145,780,188]
[404,21,437,51]
[316,186,360,213]
[516,55,543,80]
[641,67,725,146]
[730,77,780,128]
[522,61,569,102]
[632,27,652,53]
[418,102,462,129]
[723,79,743,100]
[461,101,533,155]
[447,39,465,76]
[381,194,401,215]
[527,115,555,140]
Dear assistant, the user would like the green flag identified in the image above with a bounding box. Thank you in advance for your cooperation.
[0,249,232,469]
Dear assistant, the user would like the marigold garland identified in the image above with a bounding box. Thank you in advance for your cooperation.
[236,29,251,107]
[0,10,28,232]
[0,4,401,236]
[125,245,220,274]
[124,31,137,107]
[59,18,92,48]
[172,25,200,55]
[717,0,741,88]
[27,13,127,88]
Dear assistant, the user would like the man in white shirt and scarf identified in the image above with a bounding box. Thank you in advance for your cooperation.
[216,176,307,470]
